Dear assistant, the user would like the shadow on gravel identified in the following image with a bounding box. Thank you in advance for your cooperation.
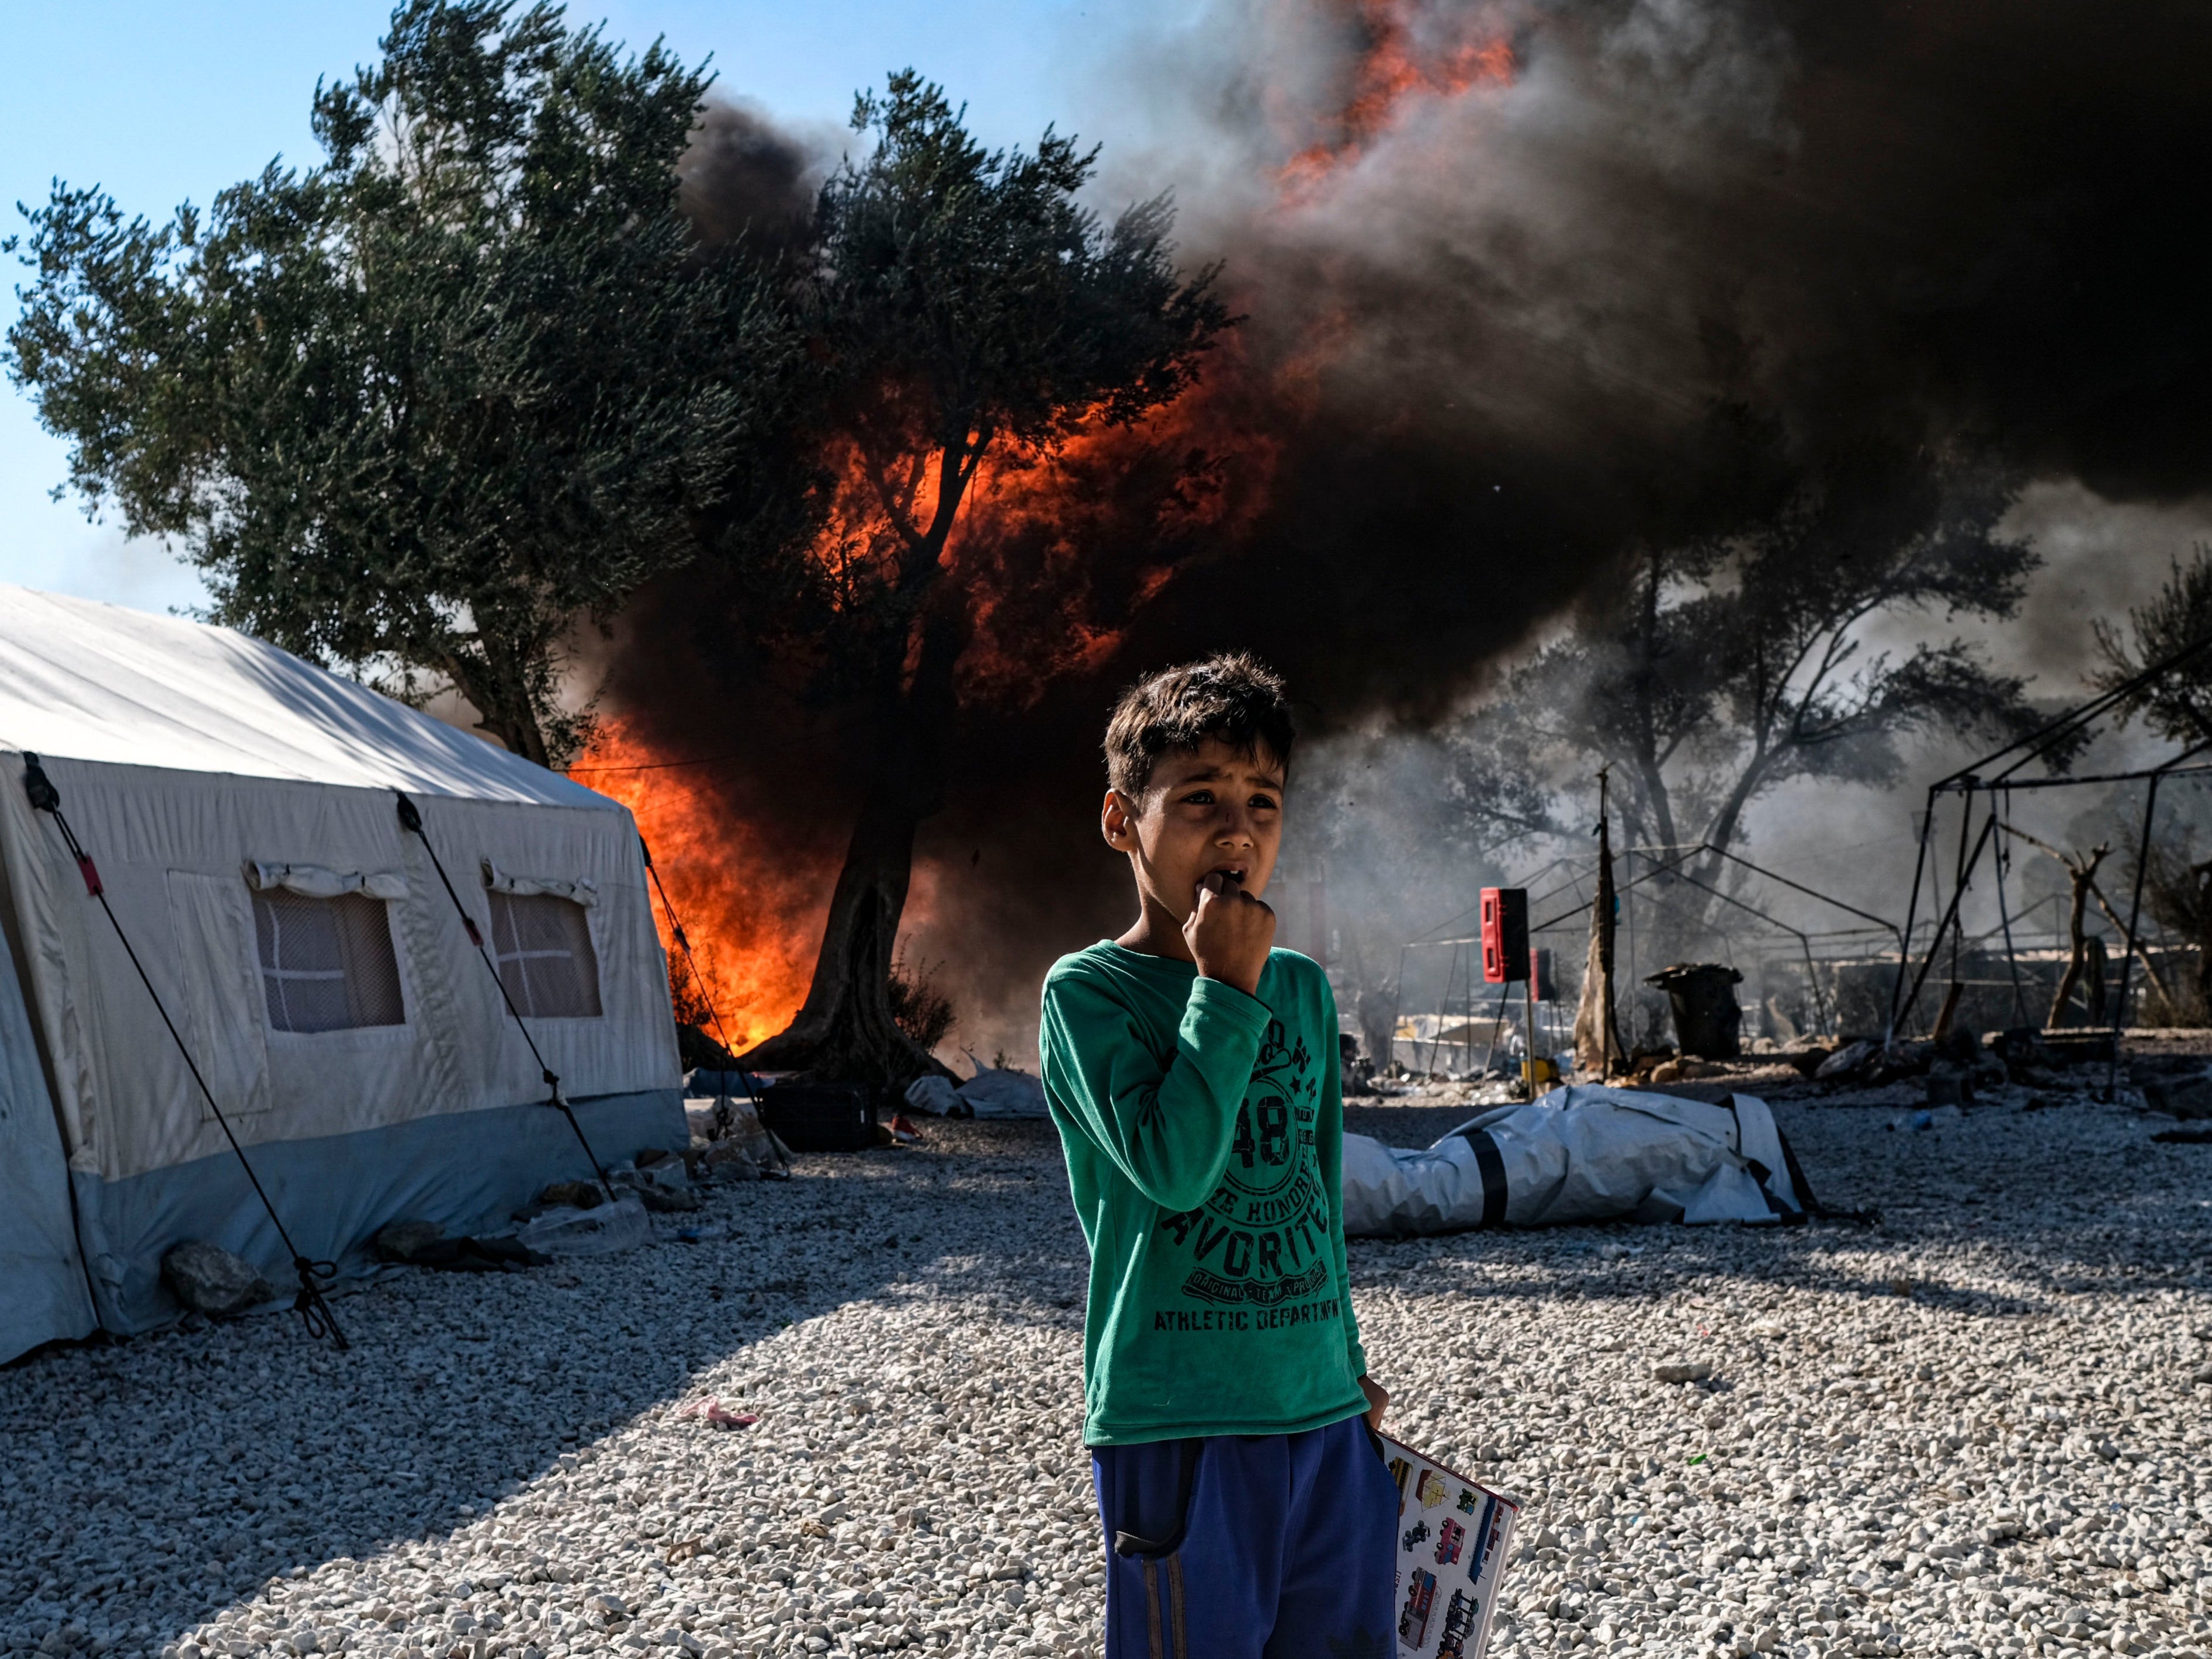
[1343,1238,2057,1319]
[0,1120,1083,1654]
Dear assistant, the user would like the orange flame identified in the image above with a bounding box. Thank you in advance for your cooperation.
[582,362,1294,1053]
[794,342,1291,714]
[949,374,1286,706]
[574,716,828,1052]
[1280,1,1515,197]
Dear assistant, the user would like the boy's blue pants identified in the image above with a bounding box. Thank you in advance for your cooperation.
[1091,1413,1399,1659]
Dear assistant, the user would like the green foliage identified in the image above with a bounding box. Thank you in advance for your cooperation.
[713,72,1234,1079]
[886,949,956,1052]
[786,70,1234,681]
[1449,455,2051,878]
[6,1,793,764]
[2091,546,2212,744]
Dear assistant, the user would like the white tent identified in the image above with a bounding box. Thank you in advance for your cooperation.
[0,587,685,1356]
[0,893,95,1360]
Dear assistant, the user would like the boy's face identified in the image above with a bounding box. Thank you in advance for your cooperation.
[1101,737,1286,923]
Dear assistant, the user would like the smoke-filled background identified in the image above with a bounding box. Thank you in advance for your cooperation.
[590,0,2212,1066]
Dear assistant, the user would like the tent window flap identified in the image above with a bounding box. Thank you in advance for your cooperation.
[487,891,602,1019]
[251,888,406,1033]
[247,861,407,900]
[480,860,597,906]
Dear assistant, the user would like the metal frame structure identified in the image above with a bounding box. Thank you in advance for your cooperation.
[1389,841,1901,1073]
[1885,631,2212,1083]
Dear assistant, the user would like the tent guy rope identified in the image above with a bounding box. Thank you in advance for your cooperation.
[394,791,617,1201]
[20,753,349,1349]
[639,836,758,1140]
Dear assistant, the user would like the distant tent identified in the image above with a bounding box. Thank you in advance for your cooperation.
[0,586,684,1357]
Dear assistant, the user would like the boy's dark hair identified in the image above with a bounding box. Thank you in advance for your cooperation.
[1104,653,1296,796]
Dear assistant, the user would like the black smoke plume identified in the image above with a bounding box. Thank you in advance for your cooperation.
[678,97,825,265]
[604,2,2212,1059]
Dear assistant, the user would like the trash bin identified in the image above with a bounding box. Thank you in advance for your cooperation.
[1644,963,1744,1059]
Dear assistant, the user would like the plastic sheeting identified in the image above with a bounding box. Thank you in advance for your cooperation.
[958,1067,1049,1118]
[903,1068,1050,1118]
[1342,1086,1807,1236]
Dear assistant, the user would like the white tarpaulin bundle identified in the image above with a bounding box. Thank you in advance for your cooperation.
[903,1065,1050,1119]
[0,586,685,1355]
[1342,1085,1809,1237]
[955,1066,1049,1118]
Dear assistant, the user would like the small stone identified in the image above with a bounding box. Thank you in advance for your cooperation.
[2143,1075,2212,1119]
[702,1142,761,1182]
[161,1241,275,1318]
[5,1097,2203,1659]
[372,1220,446,1262]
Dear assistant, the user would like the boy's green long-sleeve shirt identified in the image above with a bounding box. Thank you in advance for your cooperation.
[1039,940,1370,1446]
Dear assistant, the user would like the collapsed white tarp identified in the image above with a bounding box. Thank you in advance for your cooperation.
[903,1065,1050,1118]
[1342,1085,1808,1236]
[957,1066,1049,1118]
[0,586,685,1335]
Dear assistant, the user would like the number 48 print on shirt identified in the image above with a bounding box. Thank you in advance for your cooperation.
[1154,1020,1337,1313]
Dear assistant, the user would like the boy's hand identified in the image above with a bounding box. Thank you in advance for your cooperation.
[1360,1373,1389,1433]
[1185,871,1275,996]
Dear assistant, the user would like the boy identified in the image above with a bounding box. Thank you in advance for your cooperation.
[1038,654,1398,1659]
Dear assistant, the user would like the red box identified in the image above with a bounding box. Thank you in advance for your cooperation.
[1480,888,1528,983]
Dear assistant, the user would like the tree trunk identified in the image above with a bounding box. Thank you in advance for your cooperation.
[748,425,991,1088]
[1574,773,1623,1076]
[2047,851,2107,1027]
[441,642,551,768]
[742,613,965,1087]
[2193,865,2212,1021]
[2086,877,2176,1016]
[2083,936,2110,1026]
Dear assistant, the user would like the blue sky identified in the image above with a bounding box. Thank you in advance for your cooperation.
[0,0,1139,614]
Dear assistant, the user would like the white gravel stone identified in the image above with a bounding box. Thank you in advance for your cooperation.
[2,1087,2208,1659]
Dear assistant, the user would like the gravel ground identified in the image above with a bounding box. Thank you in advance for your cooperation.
[3,1086,2208,1659]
